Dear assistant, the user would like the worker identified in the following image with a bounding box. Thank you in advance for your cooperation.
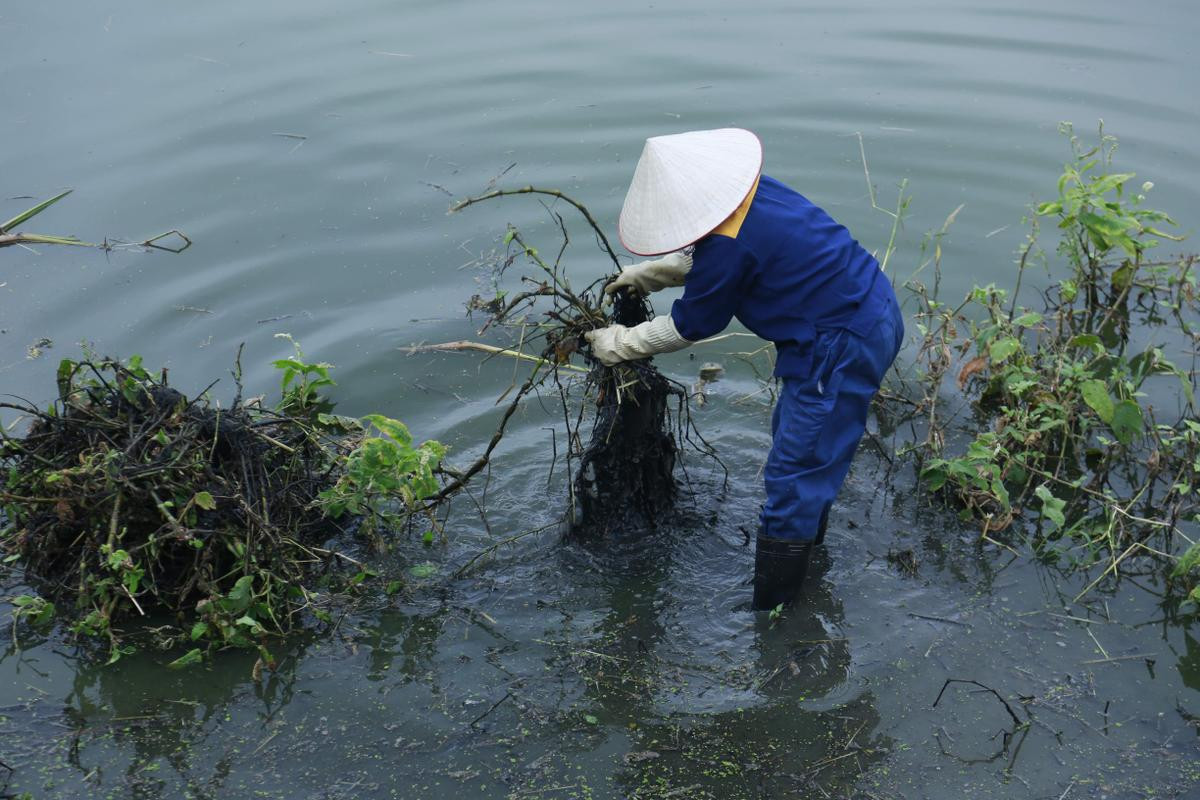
[584,128,903,611]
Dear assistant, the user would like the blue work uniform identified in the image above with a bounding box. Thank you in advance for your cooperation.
[670,174,904,542]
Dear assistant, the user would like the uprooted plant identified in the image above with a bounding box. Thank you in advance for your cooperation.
[415,186,717,542]
[889,123,1199,606]
[0,338,445,664]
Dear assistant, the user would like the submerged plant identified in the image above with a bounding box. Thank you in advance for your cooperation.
[894,123,1199,605]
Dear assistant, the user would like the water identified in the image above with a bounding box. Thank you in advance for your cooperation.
[3,1,1200,797]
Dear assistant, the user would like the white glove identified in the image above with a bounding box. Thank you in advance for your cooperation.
[603,251,692,298]
[583,315,692,366]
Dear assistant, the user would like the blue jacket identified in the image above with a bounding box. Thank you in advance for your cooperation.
[669,174,888,378]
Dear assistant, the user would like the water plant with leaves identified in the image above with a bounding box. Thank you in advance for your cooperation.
[0,340,445,663]
[893,123,1199,604]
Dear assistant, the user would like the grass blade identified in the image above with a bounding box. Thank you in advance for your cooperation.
[1,190,73,233]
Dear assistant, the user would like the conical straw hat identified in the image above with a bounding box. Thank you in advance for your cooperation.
[618,128,762,256]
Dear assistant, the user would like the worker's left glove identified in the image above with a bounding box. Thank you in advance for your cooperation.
[603,251,692,298]
[583,315,692,366]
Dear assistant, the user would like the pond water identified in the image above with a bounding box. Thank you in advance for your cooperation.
[3,1,1200,797]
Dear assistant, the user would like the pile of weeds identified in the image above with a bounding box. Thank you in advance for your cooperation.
[0,340,444,663]
[890,123,1200,606]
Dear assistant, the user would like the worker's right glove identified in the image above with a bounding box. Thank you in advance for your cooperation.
[603,251,692,298]
[583,315,692,366]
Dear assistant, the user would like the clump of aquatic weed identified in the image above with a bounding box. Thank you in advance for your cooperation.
[0,339,445,664]
[424,187,718,545]
[888,122,1200,606]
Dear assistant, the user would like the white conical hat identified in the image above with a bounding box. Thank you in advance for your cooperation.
[618,128,762,256]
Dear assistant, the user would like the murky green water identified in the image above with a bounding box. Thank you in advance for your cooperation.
[3,1,1200,797]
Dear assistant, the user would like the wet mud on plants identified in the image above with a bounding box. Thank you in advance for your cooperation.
[440,186,718,541]
[571,289,680,536]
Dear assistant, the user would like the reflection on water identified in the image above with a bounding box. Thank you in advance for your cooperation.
[4,0,1200,796]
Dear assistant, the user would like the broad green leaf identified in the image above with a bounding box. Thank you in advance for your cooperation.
[1110,400,1143,445]
[167,648,204,670]
[190,621,209,641]
[988,336,1022,364]
[921,465,947,491]
[1035,201,1062,216]
[1067,334,1103,353]
[1079,210,1132,239]
[1034,485,1066,530]
[1079,379,1114,423]
[1173,542,1200,578]
[408,562,437,579]
[364,414,413,446]
[223,575,255,613]
[1089,172,1135,196]
[193,491,216,511]
[1012,312,1042,327]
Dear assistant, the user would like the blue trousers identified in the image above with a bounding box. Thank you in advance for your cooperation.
[760,283,903,542]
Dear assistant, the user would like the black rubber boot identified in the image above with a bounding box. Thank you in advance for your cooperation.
[751,536,815,611]
[813,504,830,547]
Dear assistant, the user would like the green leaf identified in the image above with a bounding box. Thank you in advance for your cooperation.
[921,462,948,491]
[1173,542,1200,578]
[364,414,413,446]
[1034,485,1066,530]
[167,648,204,670]
[1012,312,1043,327]
[1089,172,1136,196]
[988,336,1022,364]
[223,575,255,613]
[1066,334,1103,353]
[1110,400,1143,445]
[1079,379,1114,423]
[1079,210,1132,239]
[193,491,216,511]
[1035,201,1062,216]
[56,358,77,400]
[1,189,73,233]
[408,562,437,579]
[190,621,209,641]
[583,714,599,725]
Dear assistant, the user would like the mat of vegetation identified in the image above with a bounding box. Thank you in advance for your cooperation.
[886,124,1200,608]
[0,339,445,665]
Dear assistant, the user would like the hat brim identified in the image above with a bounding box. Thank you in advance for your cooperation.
[618,128,763,256]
